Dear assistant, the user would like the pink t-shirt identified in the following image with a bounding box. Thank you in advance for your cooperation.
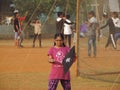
[48,46,70,80]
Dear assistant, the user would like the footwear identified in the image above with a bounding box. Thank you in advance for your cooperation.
[20,45,24,48]
[88,54,91,57]
[33,43,35,48]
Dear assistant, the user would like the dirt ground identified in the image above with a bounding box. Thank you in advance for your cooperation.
[0,38,120,90]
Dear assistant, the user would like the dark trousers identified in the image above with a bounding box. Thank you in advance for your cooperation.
[64,35,71,47]
[105,34,116,49]
[33,34,41,47]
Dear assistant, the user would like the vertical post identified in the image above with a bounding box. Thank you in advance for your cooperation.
[76,0,80,76]
[65,0,69,15]
[95,0,100,22]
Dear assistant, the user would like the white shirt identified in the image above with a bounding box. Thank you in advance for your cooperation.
[56,17,62,22]
[89,17,97,23]
[31,23,41,34]
[112,17,120,28]
[64,19,72,35]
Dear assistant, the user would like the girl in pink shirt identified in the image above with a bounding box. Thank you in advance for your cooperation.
[48,33,71,90]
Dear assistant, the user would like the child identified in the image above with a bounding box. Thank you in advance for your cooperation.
[87,11,99,57]
[48,33,71,90]
[30,19,42,47]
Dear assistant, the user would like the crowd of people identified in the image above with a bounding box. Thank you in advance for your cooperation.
[13,10,120,53]
[12,9,120,90]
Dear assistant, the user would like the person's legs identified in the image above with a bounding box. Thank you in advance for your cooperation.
[60,80,71,90]
[14,32,18,47]
[115,33,120,44]
[48,79,59,90]
[105,35,111,48]
[19,31,24,47]
[92,37,96,57]
[68,35,71,48]
[33,34,37,47]
[64,35,67,45]
[38,34,42,47]
[88,37,92,56]
[73,32,76,45]
[110,34,116,49]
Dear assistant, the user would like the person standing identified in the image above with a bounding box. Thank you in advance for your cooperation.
[87,11,99,57]
[56,12,65,34]
[56,12,72,34]
[13,12,20,47]
[111,12,120,45]
[99,12,117,49]
[48,33,73,90]
[64,15,73,48]
[30,19,42,48]
[18,15,26,47]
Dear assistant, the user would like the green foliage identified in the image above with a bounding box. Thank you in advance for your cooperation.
[13,0,91,23]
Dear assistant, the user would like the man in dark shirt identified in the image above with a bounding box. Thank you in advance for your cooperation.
[56,12,65,34]
[56,12,73,34]
[14,12,20,47]
[99,12,117,49]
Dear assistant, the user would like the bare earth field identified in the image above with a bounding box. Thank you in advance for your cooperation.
[0,38,120,90]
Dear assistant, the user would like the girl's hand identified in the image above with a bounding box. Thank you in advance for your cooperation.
[48,59,55,63]
[48,55,55,63]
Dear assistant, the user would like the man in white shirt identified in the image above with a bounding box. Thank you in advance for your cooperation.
[64,15,73,47]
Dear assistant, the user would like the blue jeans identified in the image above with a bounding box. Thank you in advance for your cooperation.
[88,36,96,56]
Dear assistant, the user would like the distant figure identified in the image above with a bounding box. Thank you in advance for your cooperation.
[13,9,26,47]
[56,12,65,34]
[99,12,117,49]
[64,15,73,47]
[56,12,72,34]
[18,15,26,47]
[30,19,42,48]
[13,13,20,47]
[87,11,99,57]
[5,16,13,25]
[80,23,88,38]
[111,12,120,46]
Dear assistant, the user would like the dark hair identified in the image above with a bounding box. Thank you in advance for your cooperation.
[14,13,19,17]
[57,12,63,17]
[88,11,95,16]
[112,12,118,17]
[54,33,65,46]
[66,15,70,19]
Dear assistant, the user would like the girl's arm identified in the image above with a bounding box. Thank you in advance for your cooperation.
[48,55,55,63]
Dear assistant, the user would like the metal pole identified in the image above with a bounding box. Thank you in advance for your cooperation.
[76,0,80,76]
